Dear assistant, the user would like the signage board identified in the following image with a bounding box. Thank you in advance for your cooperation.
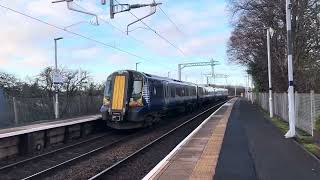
[53,72,64,85]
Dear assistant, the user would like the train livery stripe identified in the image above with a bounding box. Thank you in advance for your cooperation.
[112,75,125,110]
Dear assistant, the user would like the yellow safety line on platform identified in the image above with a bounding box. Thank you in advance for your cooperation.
[190,101,234,180]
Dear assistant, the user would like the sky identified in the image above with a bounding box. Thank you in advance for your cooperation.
[0,0,247,86]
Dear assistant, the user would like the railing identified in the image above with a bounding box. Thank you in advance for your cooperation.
[251,91,320,135]
[0,95,103,129]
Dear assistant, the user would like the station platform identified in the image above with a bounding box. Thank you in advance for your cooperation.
[0,114,101,139]
[0,115,101,159]
[144,98,320,180]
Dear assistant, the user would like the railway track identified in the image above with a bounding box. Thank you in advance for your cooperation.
[88,100,227,180]
[0,132,111,171]
[0,131,137,180]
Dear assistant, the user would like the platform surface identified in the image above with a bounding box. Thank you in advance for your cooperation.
[144,99,236,180]
[0,114,101,139]
[144,98,320,180]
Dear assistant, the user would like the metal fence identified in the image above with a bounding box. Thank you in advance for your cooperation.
[252,91,320,135]
[0,95,103,129]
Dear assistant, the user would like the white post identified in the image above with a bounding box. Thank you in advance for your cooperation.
[250,76,253,104]
[178,64,182,81]
[285,0,296,138]
[54,39,59,119]
[267,28,274,118]
[54,37,62,119]
[311,90,315,136]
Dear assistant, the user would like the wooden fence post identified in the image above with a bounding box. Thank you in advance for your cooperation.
[13,97,18,124]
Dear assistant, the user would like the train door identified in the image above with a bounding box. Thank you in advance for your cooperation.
[110,71,129,121]
[164,82,169,108]
[150,80,164,110]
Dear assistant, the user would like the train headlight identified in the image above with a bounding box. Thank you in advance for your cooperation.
[129,98,144,107]
[103,96,110,106]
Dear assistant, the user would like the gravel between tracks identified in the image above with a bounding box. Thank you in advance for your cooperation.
[0,131,132,180]
[46,102,222,180]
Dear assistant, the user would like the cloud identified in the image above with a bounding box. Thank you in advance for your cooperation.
[180,34,230,56]
[119,1,230,57]
[107,53,131,65]
[71,46,101,59]
[0,0,245,84]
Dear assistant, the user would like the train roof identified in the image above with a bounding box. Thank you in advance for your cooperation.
[124,70,196,86]
[112,70,228,89]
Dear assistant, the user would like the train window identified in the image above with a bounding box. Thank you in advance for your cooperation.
[104,80,112,97]
[132,80,143,100]
[176,87,181,97]
[153,87,157,95]
[171,87,175,97]
[192,87,196,96]
[154,85,163,97]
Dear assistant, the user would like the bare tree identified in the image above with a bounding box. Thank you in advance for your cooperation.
[227,0,320,93]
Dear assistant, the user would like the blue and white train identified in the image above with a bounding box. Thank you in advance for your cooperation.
[100,70,228,129]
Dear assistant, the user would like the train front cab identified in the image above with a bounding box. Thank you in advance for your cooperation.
[101,70,148,129]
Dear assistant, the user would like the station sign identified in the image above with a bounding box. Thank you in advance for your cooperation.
[52,72,64,85]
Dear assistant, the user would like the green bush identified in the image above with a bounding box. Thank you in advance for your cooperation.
[316,114,320,132]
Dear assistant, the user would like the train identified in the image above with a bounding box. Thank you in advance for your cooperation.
[100,70,228,129]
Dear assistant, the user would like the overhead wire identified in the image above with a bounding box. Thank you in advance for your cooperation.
[0,3,178,72]
[71,2,146,46]
[158,6,186,37]
[0,3,149,61]
[70,2,177,71]
[114,0,186,56]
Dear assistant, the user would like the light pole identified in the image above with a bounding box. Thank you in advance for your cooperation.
[167,71,170,78]
[234,82,237,97]
[285,0,296,138]
[266,27,274,118]
[54,37,63,119]
[135,62,140,71]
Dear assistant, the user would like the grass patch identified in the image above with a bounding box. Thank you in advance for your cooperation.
[258,106,320,158]
[270,117,289,133]
[303,144,319,155]
[297,136,314,144]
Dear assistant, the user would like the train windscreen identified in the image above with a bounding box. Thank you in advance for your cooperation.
[132,80,142,100]
[104,79,112,97]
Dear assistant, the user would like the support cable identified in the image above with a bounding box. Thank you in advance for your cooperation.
[72,2,146,45]
[0,3,148,61]
[114,0,186,56]
[0,3,177,71]
[158,6,185,37]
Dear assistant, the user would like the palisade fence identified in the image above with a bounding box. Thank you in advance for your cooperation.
[252,91,320,135]
[0,95,103,129]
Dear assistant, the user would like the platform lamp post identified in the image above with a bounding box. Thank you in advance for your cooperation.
[135,62,140,71]
[54,37,63,119]
[285,0,296,138]
[234,82,237,97]
[266,27,274,118]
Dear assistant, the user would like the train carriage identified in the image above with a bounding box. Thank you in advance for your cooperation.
[100,70,228,129]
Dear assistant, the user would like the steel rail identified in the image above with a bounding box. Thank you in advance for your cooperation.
[89,100,227,180]
[21,132,139,180]
[0,131,113,171]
